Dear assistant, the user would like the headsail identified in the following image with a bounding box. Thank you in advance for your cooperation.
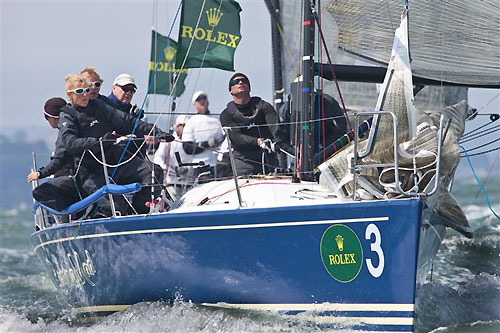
[325,0,500,87]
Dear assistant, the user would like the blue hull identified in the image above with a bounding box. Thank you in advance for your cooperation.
[31,198,422,331]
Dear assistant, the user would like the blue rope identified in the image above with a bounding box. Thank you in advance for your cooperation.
[111,0,183,179]
[460,145,500,220]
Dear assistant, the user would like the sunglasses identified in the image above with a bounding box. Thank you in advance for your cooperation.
[230,77,249,87]
[196,95,207,102]
[67,87,91,95]
[91,81,102,88]
[120,85,136,93]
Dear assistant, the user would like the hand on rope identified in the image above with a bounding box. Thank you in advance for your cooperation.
[129,104,144,119]
[100,132,120,147]
[259,138,276,153]
[116,134,137,144]
[156,131,175,142]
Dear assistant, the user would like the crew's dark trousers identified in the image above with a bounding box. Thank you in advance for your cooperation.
[82,158,163,215]
[33,176,83,212]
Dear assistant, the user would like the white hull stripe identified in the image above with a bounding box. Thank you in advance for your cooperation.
[34,216,388,251]
[206,303,414,312]
[74,305,130,313]
[74,303,414,326]
[306,316,413,326]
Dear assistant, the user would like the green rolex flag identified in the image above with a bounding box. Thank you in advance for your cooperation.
[148,30,187,96]
[175,0,242,72]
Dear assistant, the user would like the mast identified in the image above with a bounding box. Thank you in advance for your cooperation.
[264,0,284,111]
[300,0,315,180]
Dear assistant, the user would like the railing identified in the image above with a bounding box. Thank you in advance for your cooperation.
[223,127,245,208]
[351,110,445,199]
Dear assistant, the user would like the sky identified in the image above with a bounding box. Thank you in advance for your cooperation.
[0,0,499,167]
[0,0,273,143]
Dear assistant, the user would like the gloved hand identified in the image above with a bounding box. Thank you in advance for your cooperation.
[100,132,119,147]
[116,134,137,144]
[259,139,276,153]
[129,104,144,119]
[157,131,175,142]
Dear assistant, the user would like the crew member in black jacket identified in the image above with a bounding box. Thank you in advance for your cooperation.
[27,97,86,213]
[58,74,173,216]
[218,73,279,177]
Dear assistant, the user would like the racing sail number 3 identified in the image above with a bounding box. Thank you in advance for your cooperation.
[365,223,384,277]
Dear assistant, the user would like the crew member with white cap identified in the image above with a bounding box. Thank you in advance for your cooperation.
[107,73,143,118]
[181,91,225,182]
[154,114,190,199]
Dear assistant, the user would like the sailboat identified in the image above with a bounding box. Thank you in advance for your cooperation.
[29,1,499,331]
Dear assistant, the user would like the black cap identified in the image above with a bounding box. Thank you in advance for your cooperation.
[43,97,66,118]
[229,72,250,91]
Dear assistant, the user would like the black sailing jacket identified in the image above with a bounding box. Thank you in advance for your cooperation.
[58,99,157,169]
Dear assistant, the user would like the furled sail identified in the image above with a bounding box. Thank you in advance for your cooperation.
[324,0,500,87]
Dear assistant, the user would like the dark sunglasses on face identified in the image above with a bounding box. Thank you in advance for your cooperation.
[196,95,207,102]
[120,85,136,93]
[91,81,102,88]
[67,87,91,95]
[230,77,249,87]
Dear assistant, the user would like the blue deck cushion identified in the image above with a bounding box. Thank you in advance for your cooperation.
[33,182,142,215]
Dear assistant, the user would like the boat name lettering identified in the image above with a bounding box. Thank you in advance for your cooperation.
[180,26,240,48]
[53,250,96,290]
[328,253,356,265]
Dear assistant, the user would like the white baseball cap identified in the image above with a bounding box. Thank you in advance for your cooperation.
[175,115,189,126]
[113,74,137,87]
[192,91,207,104]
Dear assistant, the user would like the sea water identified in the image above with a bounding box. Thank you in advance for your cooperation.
[1,178,499,332]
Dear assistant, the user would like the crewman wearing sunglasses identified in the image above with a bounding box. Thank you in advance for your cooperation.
[80,66,107,103]
[107,73,144,119]
[56,74,174,217]
[218,73,279,177]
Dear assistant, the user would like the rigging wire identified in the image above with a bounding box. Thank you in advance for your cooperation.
[466,92,500,120]
[103,0,185,176]
[460,125,500,144]
[460,146,500,220]
[461,137,500,153]
[460,145,500,158]
[461,118,499,139]
[309,1,352,133]
[465,150,499,211]
[181,0,225,117]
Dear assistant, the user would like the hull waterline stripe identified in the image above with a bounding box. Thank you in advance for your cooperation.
[307,316,413,326]
[74,305,131,313]
[34,216,388,251]
[74,303,414,326]
[206,303,414,312]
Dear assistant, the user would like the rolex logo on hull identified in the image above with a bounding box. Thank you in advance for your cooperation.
[336,235,344,251]
[320,224,363,283]
[206,8,223,27]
